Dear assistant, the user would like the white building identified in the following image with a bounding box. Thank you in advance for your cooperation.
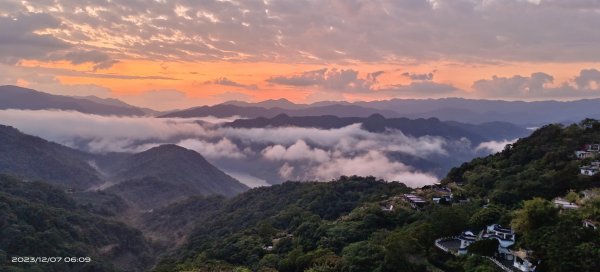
[457,231,477,255]
[483,224,516,259]
[580,166,599,176]
[575,150,595,159]
[553,198,579,209]
[585,144,600,152]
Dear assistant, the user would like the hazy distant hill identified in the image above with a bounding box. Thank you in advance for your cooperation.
[0,125,102,189]
[0,85,147,116]
[226,114,529,143]
[0,175,155,272]
[223,98,307,110]
[208,97,600,126]
[105,145,249,209]
[355,98,600,125]
[76,95,160,115]
[159,104,400,118]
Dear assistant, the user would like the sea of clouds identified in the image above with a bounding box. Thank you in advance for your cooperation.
[0,109,513,188]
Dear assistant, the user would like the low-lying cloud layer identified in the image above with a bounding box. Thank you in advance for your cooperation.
[476,139,517,153]
[0,109,504,187]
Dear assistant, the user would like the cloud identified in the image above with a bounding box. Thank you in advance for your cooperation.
[0,110,507,187]
[268,68,378,93]
[262,140,329,162]
[472,68,600,99]
[278,162,295,180]
[205,77,258,90]
[3,0,600,64]
[475,139,517,153]
[0,12,68,64]
[268,67,459,97]
[61,50,118,70]
[312,151,438,187]
[402,72,434,81]
[0,109,209,152]
[574,69,600,90]
[223,171,270,188]
[177,138,247,159]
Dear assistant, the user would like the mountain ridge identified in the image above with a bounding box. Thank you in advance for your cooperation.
[0,85,148,116]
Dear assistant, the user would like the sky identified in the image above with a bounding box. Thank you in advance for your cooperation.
[1,0,600,110]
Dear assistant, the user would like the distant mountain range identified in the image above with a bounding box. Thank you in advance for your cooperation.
[0,85,149,116]
[4,85,600,125]
[159,103,400,119]
[0,125,248,210]
[225,114,529,143]
[168,98,600,126]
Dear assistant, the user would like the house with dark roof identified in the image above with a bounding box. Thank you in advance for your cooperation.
[403,194,427,209]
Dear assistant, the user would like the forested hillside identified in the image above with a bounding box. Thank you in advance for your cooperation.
[0,125,102,189]
[0,175,156,272]
[445,119,600,205]
[154,120,600,272]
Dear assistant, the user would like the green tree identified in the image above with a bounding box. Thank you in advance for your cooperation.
[511,198,558,233]
[467,239,499,257]
[469,205,503,230]
[342,241,384,272]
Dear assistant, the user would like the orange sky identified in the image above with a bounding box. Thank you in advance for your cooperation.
[3,0,600,110]
[16,59,596,107]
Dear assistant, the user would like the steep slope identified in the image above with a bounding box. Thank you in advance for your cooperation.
[154,177,420,272]
[444,119,600,205]
[0,175,156,272]
[0,125,102,189]
[105,145,248,209]
[0,85,146,116]
[132,195,226,250]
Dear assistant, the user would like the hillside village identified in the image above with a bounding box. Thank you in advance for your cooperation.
[376,128,600,272]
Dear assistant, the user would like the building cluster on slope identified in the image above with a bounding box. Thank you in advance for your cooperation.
[575,144,600,176]
[580,161,600,176]
[575,143,600,159]
[455,224,536,272]
[380,184,472,211]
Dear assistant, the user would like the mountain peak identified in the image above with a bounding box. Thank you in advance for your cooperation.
[367,113,386,120]
[109,144,249,206]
